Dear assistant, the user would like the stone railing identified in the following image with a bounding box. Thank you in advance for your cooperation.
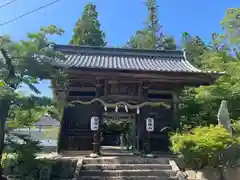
[169,160,188,180]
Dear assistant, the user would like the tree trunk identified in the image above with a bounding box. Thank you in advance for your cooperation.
[0,100,10,177]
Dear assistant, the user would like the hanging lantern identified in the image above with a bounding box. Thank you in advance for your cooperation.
[137,107,140,114]
[125,105,128,112]
[115,106,118,112]
[104,105,107,111]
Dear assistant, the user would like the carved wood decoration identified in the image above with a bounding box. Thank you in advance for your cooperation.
[103,112,135,123]
[107,82,139,96]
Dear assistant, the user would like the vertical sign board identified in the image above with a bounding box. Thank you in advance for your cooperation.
[146,118,154,132]
[90,116,99,131]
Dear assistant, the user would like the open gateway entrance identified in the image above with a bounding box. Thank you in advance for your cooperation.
[100,111,137,153]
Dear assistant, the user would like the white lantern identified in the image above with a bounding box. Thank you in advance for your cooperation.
[90,116,100,131]
[146,117,154,132]
[115,106,118,112]
[125,105,128,112]
[104,105,107,111]
[136,107,140,114]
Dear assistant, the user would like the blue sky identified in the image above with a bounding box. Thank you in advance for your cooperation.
[0,0,239,97]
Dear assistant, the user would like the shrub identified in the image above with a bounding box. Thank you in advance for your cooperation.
[4,133,42,178]
[232,120,240,135]
[170,125,239,170]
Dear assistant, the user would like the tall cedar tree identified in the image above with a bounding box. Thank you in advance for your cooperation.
[181,32,208,68]
[69,3,106,46]
[126,0,176,50]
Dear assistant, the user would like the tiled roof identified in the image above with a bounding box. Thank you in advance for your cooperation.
[34,115,60,126]
[53,44,221,74]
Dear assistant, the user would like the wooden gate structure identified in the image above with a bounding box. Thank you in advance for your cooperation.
[51,45,221,154]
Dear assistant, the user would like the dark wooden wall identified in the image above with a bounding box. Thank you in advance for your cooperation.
[58,102,102,151]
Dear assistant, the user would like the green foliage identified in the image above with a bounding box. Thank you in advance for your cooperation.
[181,60,240,125]
[170,126,239,170]
[220,8,240,49]
[0,25,65,177]
[178,9,240,129]
[0,25,65,82]
[104,120,131,132]
[69,3,106,46]
[126,0,176,50]
[0,153,6,169]
[43,127,59,139]
[233,120,240,135]
[181,32,208,67]
[31,96,53,107]
[178,88,213,128]
[4,133,42,179]
[8,107,46,128]
[232,121,240,144]
[6,95,56,129]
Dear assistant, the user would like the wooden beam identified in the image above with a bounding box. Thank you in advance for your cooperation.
[66,69,215,84]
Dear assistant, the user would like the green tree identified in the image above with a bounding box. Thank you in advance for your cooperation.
[3,134,42,179]
[181,32,208,67]
[126,0,176,50]
[2,96,57,179]
[178,9,240,129]
[69,3,106,46]
[219,8,240,52]
[0,25,65,178]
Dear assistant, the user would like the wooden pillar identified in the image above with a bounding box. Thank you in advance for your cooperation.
[172,90,180,130]
[141,84,149,99]
[56,78,69,154]
[56,91,67,154]
[96,80,102,98]
[139,83,149,152]
[132,113,137,152]
[92,80,102,155]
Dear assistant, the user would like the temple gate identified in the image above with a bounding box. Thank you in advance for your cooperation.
[52,45,220,154]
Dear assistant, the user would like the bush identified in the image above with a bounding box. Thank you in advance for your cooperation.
[170,125,239,170]
[3,133,42,178]
[233,120,240,135]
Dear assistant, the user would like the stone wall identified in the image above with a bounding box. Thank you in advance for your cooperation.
[174,158,240,180]
[185,167,240,180]
[4,156,81,180]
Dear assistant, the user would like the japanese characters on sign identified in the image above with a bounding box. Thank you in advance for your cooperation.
[90,116,99,131]
[146,117,154,132]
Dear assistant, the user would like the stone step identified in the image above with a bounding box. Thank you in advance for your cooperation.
[79,169,177,177]
[82,164,172,171]
[80,176,178,180]
[83,157,170,165]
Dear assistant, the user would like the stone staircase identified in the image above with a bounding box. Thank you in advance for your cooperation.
[78,156,184,180]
